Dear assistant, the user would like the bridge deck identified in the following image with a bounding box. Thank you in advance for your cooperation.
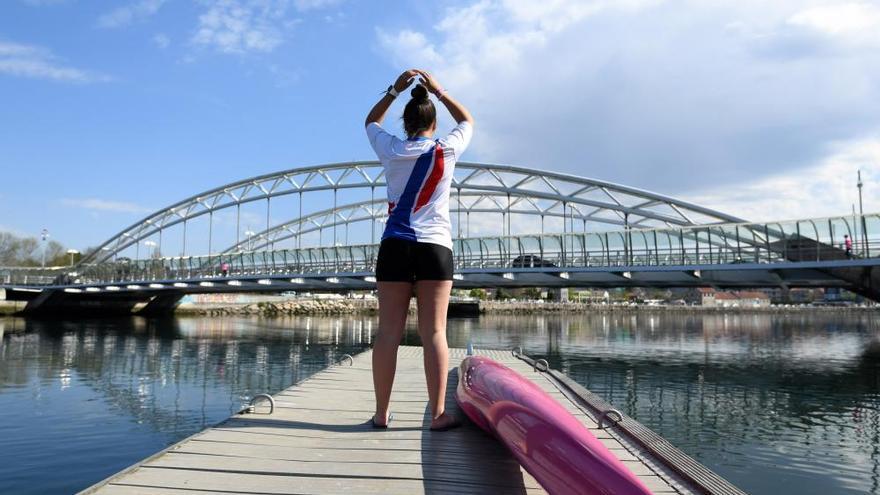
[81,347,698,495]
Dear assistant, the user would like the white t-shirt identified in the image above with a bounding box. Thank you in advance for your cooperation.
[366,121,473,250]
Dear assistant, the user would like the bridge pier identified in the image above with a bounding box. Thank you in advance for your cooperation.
[826,265,879,302]
[555,287,569,302]
[17,289,150,316]
[8,288,184,317]
[137,292,185,316]
[19,289,184,316]
[775,237,880,301]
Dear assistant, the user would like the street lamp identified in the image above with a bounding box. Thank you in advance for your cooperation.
[66,249,80,267]
[857,170,865,255]
[245,230,256,251]
[40,229,49,268]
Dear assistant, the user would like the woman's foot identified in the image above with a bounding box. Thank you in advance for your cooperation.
[371,412,391,429]
[429,411,461,431]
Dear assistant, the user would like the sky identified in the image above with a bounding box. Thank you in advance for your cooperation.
[1,0,878,253]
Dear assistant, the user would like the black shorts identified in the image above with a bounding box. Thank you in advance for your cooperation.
[376,237,454,282]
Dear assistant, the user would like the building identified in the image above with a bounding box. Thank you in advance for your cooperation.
[700,288,771,308]
[571,289,610,304]
[734,291,772,308]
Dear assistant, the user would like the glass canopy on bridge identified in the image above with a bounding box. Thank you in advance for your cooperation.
[4,213,875,286]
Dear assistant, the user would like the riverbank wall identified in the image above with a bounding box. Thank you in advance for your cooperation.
[0,301,24,316]
[176,298,379,317]
[2,296,874,318]
[477,301,878,314]
[172,298,878,317]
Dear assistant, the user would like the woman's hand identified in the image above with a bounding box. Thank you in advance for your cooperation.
[415,70,443,96]
[366,69,418,125]
[417,69,473,124]
[393,70,418,93]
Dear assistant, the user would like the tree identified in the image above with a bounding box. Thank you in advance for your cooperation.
[0,232,39,266]
[522,287,542,300]
[495,288,514,300]
[468,288,487,300]
[44,240,67,266]
[0,231,76,267]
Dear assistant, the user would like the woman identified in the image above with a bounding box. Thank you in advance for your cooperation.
[365,69,474,431]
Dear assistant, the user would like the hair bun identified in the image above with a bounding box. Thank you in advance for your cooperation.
[411,84,428,101]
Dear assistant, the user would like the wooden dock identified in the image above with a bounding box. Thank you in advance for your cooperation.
[81,347,705,495]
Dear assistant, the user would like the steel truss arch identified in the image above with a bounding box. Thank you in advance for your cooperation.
[224,190,708,254]
[80,161,742,264]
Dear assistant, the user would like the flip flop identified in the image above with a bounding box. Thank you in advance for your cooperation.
[371,413,393,429]
[429,415,462,432]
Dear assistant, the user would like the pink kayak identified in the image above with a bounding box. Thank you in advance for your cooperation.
[455,355,653,495]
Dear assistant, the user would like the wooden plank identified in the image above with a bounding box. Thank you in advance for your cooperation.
[97,485,547,495]
[83,346,697,495]
[176,439,533,465]
[145,452,542,489]
[106,467,540,495]
[193,429,516,456]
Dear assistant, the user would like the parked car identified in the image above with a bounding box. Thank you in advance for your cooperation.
[511,255,557,268]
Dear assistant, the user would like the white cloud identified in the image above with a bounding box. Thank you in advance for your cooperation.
[788,3,880,42]
[187,0,339,55]
[687,135,880,221]
[98,0,167,29]
[267,63,301,87]
[0,40,109,83]
[294,0,342,11]
[376,0,880,220]
[499,0,661,31]
[153,33,171,49]
[60,198,152,214]
[192,0,294,54]
[0,42,44,58]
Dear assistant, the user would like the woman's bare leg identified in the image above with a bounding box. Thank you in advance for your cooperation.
[415,280,457,429]
[372,281,412,425]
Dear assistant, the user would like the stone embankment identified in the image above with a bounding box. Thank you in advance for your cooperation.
[480,301,595,314]
[480,301,878,314]
[180,298,380,317]
[0,297,875,318]
[174,298,878,317]
[0,301,23,316]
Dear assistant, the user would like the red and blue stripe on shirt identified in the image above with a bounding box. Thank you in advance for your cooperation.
[383,144,445,242]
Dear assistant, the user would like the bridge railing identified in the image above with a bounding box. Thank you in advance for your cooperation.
[71,245,382,284]
[453,213,879,269]
[0,266,68,286]
[5,213,879,287]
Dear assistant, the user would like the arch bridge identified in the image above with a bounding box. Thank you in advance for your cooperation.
[2,162,878,314]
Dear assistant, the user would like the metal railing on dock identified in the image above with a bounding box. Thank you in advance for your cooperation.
[513,347,747,495]
[79,346,745,495]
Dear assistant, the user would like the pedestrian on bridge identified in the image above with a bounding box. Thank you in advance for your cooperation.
[845,234,853,258]
[365,69,474,431]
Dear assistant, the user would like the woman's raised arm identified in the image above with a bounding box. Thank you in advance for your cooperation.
[365,69,418,126]
[415,70,474,125]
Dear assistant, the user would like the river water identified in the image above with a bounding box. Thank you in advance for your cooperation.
[1,311,878,494]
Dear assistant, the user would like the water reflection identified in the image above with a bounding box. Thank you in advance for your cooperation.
[1,312,879,494]
[451,312,880,495]
[0,316,370,495]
